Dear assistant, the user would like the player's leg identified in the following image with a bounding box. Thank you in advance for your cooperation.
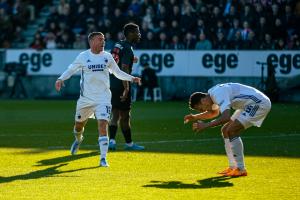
[218,121,236,174]
[74,120,87,141]
[224,119,247,176]
[70,120,88,155]
[98,119,109,167]
[95,104,111,167]
[71,100,93,155]
[120,109,144,150]
[108,107,120,150]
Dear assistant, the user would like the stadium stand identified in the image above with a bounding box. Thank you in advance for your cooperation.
[1,0,299,50]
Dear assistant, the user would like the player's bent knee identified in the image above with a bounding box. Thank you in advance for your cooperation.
[227,128,241,138]
[74,122,85,132]
[222,129,230,138]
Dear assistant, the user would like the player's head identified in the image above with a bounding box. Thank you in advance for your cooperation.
[189,92,211,112]
[88,32,105,53]
[123,23,141,43]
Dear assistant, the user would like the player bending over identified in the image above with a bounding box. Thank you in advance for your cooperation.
[184,83,271,176]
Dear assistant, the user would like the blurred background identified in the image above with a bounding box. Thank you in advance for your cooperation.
[0,0,299,102]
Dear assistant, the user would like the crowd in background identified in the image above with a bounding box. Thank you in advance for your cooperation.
[0,0,52,48]
[1,0,300,50]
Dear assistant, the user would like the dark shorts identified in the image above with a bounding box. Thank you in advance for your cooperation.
[111,86,131,110]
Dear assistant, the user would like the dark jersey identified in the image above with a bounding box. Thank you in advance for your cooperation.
[110,40,134,89]
[110,40,134,110]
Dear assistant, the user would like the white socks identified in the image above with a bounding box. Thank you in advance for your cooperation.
[224,138,236,168]
[73,127,84,142]
[98,136,109,159]
[230,136,245,170]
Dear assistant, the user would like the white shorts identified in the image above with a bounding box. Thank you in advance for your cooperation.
[75,99,111,122]
[231,100,271,129]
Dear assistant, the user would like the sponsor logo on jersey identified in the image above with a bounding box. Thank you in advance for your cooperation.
[88,64,107,71]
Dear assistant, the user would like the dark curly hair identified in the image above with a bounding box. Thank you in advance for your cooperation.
[189,92,207,109]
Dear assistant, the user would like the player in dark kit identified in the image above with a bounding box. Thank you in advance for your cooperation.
[109,23,145,150]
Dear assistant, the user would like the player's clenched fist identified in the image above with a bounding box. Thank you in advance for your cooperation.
[192,121,207,132]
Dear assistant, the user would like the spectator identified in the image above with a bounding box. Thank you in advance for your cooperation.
[158,32,169,49]
[240,4,254,26]
[141,63,158,101]
[169,35,185,50]
[254,16,270,43]
[169,5,181,23]
[142,7,154,30]
[12,0,31,27]
[228,31,243,50]
[13,25,25,43]
[214,32,228,50]
[111,8,124,37]
[225,5,239,25]
[30,38,44,50]
[7,0,297,50]
[184,32,196,49]
[242,31,259,50]
[260,33,274,50]
[0,0,10,13]
[227,18,241,41]
[272,18,287,41]
[153,4,168,24]
[73,34,87,49]
[180,5,196,33]
[45,6,60,31]
[57,0,70,16]
[126,10,142,28]
[195,33,212,50]
[195,18,206,36]
[104,32,115,51]
[128,0,141,16]
[168,20,181,38]
[291,38,300,50]
[139,31,158,49]
[241,21,252,40]
[56,32,72,49]
[44,32,57,49]
[155,20,168,35]
[274,38,287,50]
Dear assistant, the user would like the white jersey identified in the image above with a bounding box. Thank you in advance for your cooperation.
[208,83,270,113]
[58,49,134,104]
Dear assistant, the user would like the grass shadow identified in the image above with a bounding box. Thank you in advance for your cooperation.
[0,163,99,184]
[35,151,99,166]
[142,176,235,189]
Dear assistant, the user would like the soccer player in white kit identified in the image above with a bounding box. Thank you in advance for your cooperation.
[55,32,141,167]
[184,83,271,176]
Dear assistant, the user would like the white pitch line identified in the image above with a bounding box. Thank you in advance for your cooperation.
[46,133,300,150]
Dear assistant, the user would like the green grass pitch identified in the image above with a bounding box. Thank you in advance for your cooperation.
[0,100,299,200]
